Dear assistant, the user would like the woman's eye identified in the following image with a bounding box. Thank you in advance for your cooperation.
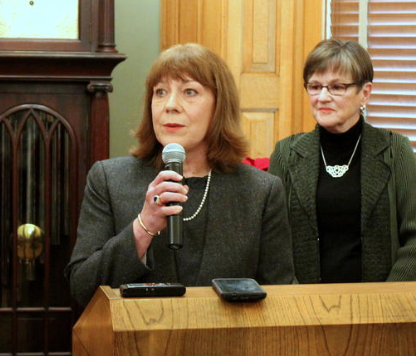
[184,88,197,96]
[154,88,166,97]
[331,84,346,91]
[310,84,322,91]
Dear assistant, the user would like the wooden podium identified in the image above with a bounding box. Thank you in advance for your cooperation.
[73,282,416,356]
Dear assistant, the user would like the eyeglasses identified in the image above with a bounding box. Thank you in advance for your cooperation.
[304,83,357,96]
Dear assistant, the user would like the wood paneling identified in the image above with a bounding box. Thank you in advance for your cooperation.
[161,0,323,158]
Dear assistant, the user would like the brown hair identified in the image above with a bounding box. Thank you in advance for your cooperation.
[131,43,248,172]
[303,39,373,89]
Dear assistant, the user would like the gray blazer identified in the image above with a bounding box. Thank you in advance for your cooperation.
[269,122,416,283]
[65,157,294,306]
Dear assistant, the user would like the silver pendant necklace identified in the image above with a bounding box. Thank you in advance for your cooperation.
[183,170,212,221]
[320,135,361,178]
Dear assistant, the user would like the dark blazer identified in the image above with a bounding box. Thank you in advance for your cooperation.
[65,157,294,306]
[269,122,416,283]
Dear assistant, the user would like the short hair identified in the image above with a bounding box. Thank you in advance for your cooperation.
[131,43,248,172]
[303,39,373,88]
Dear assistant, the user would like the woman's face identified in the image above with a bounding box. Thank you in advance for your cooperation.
[307,70,372,133]
[151,75,215,157]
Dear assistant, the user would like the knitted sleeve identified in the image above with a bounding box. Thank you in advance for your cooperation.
[387,133,416,281]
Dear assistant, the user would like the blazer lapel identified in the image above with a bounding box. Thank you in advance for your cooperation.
[194,171,239,285]
[288,129,320,233]
[288,124,391,235]
[360,123,391,232]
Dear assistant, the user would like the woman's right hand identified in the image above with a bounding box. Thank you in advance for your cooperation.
[133,170,189,258]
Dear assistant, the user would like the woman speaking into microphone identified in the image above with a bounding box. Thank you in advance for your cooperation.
[65,43,294,307]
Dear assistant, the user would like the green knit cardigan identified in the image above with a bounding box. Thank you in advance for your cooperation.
[269,122,416,283]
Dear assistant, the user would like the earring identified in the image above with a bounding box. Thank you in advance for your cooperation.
[360,105,367,120]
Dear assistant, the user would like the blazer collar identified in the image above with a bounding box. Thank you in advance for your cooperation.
[288,128,320,233]
[287,122,391,233]
[360,122,391,231]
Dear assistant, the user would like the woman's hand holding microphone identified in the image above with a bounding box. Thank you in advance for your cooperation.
[133,170,188,258]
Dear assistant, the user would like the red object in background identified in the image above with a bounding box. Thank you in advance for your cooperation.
[242,157,270,171]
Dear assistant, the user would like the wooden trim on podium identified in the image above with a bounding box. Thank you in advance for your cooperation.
[73,282,416,356]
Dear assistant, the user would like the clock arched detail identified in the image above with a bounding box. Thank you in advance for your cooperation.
[0,0,125,353]
[1,104,79,352]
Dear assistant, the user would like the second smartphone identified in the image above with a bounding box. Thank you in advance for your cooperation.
[212,278,267,302]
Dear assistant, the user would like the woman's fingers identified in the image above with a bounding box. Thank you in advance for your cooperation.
[159,203,184,215]
[153,191,188,206]
[150,170,183,187]
[138,171,189,234]
[146,170,188,206]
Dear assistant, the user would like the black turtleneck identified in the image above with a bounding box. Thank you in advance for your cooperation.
[317,118,362,283]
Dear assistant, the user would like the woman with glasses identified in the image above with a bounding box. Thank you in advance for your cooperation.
[269,39,416,283]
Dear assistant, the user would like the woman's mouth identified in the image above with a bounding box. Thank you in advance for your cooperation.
[318,108,335,114]
[164,123,185,131]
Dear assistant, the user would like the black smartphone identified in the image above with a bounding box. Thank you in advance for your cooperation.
[120,282,186,298]
[212,278,267,302]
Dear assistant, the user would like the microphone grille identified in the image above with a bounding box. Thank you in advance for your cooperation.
[162,143,186,163]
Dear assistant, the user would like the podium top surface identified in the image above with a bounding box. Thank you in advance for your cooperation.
[78,282,416,332]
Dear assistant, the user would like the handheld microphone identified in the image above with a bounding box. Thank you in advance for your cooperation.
[162,143,186,250]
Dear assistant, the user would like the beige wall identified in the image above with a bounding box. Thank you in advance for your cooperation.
[109,0,160,158]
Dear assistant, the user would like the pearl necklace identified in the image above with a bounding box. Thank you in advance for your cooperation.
[183,170,212,221]
[320,135,361,178]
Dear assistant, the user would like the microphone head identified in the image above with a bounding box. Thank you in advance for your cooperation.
[162,143,186,164]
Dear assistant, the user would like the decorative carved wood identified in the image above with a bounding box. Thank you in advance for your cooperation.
[0,0,126,354]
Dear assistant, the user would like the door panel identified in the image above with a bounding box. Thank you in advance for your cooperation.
[161,0,324,158]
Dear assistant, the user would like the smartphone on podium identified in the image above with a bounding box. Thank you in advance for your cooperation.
[212,278,267,302]
[120,282,186,298]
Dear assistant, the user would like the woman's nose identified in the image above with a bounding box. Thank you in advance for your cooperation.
[318,87,331,101]
[166,91,181,111]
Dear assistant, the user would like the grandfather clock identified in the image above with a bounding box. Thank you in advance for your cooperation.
[0,0,126,354]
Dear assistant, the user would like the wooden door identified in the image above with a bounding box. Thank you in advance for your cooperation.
[161,0,324,158]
